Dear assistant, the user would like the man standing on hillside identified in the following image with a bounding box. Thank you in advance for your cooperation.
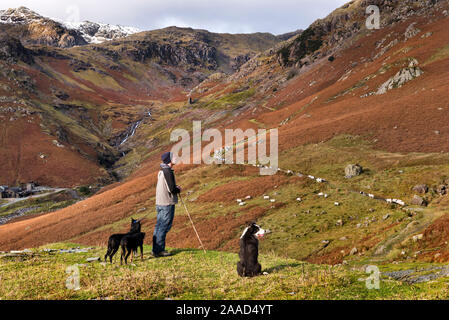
[152,151,181,257]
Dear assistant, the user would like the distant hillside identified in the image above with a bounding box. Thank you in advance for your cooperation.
[0,9,284,187]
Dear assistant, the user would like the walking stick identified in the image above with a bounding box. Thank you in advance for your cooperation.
[179,194,207,253]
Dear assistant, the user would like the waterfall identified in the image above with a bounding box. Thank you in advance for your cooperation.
[119,120,142,146]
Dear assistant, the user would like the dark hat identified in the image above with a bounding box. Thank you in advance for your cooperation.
[161,152,172,164]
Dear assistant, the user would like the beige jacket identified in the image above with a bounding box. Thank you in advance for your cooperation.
[156,170,178,206]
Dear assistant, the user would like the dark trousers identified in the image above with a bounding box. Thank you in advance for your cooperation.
[152,205,175,254]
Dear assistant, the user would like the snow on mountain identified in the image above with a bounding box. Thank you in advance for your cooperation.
[58,20,141,44]
[0,6,140,44]
[0,6,43,24]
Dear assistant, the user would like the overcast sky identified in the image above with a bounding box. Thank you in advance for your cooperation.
[1,0,349,34]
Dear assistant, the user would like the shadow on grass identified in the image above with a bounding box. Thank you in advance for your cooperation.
[263,263,303,273]
[169,248,200,255]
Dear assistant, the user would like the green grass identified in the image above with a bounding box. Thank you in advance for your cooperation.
[1,243,449,300]
[197,88,256,110]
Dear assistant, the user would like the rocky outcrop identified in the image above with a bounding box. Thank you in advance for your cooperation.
[122,40,218,70]
[0,7,87,48]
[277,0,446,68]
[376,62,423,95]
[231,54,252,71]
[404,22,421,40]
[0,34,33,64]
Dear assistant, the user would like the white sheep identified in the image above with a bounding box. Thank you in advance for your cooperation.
[318,192,324,197]
[245,195,252,200]
[236,199,242,203]
[263,195,270,200]
[316,178,326,183]
[368,194,375,199]
[270,199,276,203]
[296,197,302,202]
[334,202,340,206]
[308,175,315,180]
[239,202,246,206]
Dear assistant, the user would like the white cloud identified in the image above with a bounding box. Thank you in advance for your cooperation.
[1,0,349,34]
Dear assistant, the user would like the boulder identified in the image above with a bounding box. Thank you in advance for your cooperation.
[376,64,423,95]
[437,185,447,196]
[345,164,363,179]
[411,195,427,207]
[345,164,363,178]
[412,184,428,194]
[86,257,100,262]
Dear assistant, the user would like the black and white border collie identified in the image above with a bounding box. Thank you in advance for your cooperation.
[237,222,265,277]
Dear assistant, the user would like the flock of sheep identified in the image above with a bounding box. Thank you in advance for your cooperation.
[236,164,407,207]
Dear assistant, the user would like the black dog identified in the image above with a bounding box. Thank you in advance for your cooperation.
[237,222,265,277]
[120,232,146,265]
[104,218,141,263]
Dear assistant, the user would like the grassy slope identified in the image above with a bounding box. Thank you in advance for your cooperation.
[1,243,449,300]
[55,133,448,268]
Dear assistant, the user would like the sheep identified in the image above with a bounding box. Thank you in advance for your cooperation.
[236,199,242,203]
[318,192,324,197]
[334,202,340,206]
[368,194,375,199]
[263,195,270,200]
[245,195,252,200]
[316,178,326,183]
[296,197,302,202]
[239,202,246,206]
[308,175,315,180]
[270,199,276,203]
